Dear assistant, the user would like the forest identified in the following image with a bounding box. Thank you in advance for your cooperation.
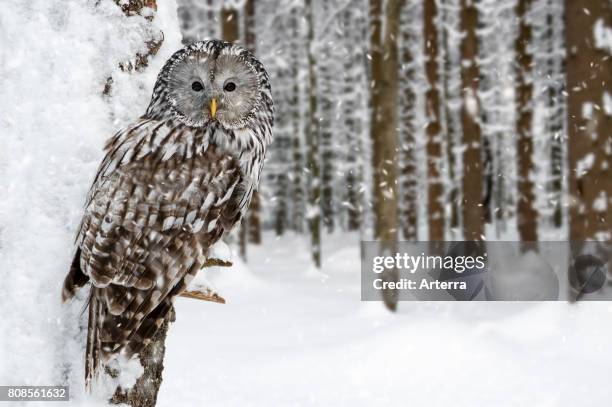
[177,0,611,263]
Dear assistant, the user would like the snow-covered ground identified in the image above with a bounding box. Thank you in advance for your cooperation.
[159,232,612,407]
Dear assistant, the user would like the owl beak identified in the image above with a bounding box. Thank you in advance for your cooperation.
[209,98,218,120]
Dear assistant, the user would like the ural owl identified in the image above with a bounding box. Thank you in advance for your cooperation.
[61,40,273,387]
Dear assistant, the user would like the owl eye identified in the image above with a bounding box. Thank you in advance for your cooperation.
[224,82,237,92]
[191,81,204,92]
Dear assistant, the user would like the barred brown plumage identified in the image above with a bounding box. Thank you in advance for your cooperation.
[61,40,273,390]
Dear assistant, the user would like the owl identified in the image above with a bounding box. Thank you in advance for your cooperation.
[61,40,273,388]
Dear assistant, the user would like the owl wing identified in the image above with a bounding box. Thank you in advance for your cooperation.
[75,119,243,363]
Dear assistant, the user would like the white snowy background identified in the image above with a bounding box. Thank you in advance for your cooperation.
[1,1,611,406]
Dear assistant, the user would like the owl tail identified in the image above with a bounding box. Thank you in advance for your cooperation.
[85,289,101,392]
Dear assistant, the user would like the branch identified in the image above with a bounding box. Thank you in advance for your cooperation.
[202,258,233,268]
[180,288,226,304]
[179,258,231,303]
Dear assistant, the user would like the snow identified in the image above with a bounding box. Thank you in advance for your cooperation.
[593,18,612,53]
[159,232,612,406]
[0,0,181,405]
[464,88,479,118]
[593,191,607,212]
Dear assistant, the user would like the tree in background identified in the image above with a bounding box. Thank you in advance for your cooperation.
[177,0,219,43]
[440,0,461,238]
[424,0,444,241]
[477,0,517,238]
[459,0,485,241]
[172,0,611,272]
[340,6,367,232]
[370,0,402,310]
[318,10,336,233]
[399,0,420,241]
[515,0,538,244]
[531,0,566,230]
[305,0,322,267]
[565,0,611,241]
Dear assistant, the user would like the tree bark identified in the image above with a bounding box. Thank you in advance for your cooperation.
[238,0,260,252]
[221,6,239,44]
[305,0,322,268]
[290,4,305,234]
[545,0,564,228]
[515,0,538,245]
[424,0,445,241]
[459,0,485,241]
[370,0,401,310]
[110,310,173,407]
[399,0,418,241]
[440,0,460,235]
[319,42,335,234]
[565,0,612,241]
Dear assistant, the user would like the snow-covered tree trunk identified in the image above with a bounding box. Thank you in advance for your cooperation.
[243,0,264,244]
[565,0,612,241]
[289,4,306,234]
[177,0,220,43]
[103,2,167,406]
[440,0,462,238]
[515,0,538,244]
[305,0,322,268]
[319,42,336,234]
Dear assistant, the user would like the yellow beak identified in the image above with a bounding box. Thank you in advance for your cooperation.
[209,98,217,120]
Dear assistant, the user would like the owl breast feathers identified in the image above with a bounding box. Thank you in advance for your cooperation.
[61,40,273,388]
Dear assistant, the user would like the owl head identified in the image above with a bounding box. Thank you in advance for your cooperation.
[147,40,272,130]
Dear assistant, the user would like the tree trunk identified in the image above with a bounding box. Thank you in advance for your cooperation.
[305,0,321,268]
[243,0,255,50]
[515,0,538,245]
[319,43,335,234]
[222,2,251,257]
[248,191,262,244]
[399,0,418,241]
[545,0,565,228]
[290,5,305,234]
[459,0,485,241]
[424,0,444,241]
[221,6,239,44]
[370,0,401,310]
[441,0,460,236]
[99,2,169,405]
[565,0,612,241]
[110,310,173,406]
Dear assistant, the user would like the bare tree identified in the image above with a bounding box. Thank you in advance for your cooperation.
[399,0,419,241]
[459,0,485,241]
[424,0,444,241]
[515,0,538,244]
[440,0,461,237]
[221,5,239,43]
[370,0,402,310]
[305,0,322,267]
[565,0,612,241]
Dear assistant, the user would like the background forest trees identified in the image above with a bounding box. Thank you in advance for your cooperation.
[176,0,611,263]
